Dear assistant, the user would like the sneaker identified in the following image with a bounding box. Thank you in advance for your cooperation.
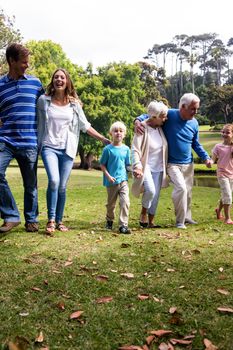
[25,222,39,232]
[185,218,198,225]
[119,226,131,234]
[176,223,187,229]
[0,221,21,233]
[105,220,113,230]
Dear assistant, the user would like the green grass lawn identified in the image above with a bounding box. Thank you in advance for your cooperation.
[1,167,233,350]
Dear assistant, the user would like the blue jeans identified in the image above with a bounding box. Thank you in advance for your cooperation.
[41,146,73,223]
[142,170,163,215]
[0,142,38,223]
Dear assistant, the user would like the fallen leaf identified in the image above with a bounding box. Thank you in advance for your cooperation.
[64,261,73,267]
[166,268,176,272]
[19,312,29,317]
[150,330,172,337]
[118,346,143,350]
[57,301,65,310]
[204,338,218,350]
[121,273,134,279]
[217,288,230,295]
[179,285,185,289]
[145,335,155,345]
[138,294,150,300]
[35,331,44,343]
[44,280,48,285]
[142,345,150,350]
[8,336,30,350]
[217,306,233,313]
[95,275,109,282]
[169,307,177,314]
[170,338,192,345]
[69,310,84,319]
[218,267,224,272]
[158,343,169,350]
[31,287,42,292]
[96,296,113,304]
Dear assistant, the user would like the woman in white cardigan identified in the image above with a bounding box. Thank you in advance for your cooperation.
[37,68,109,234]
[131,101,168,228]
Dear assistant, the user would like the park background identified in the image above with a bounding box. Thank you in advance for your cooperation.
[1,3,233,350]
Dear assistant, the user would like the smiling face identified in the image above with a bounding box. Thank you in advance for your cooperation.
[52,70,67,92]
[180,100,200,120]
[9,54,29,79]
[221,126,233,144]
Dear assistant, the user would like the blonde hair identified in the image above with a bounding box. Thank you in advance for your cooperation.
[109,121,127,134]
[147,101,168,119]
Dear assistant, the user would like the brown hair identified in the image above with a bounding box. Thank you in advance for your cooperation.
[46,68,82,104]
[222,124,233,146]
[6,43,30,65]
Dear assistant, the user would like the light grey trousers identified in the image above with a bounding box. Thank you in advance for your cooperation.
[167,163,194,225]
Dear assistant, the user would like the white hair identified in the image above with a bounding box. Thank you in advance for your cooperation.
[109,121,127,134]
[179,93,200,109]
[147,101,168,118]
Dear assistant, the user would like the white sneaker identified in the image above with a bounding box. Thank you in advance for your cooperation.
[176,223,187,229]
[185,218,198,225]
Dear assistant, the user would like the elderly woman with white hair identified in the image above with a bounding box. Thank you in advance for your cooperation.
[131,101,169,228]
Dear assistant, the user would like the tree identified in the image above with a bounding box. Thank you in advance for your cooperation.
[0,8,22,74]
[26,40,85,87]
[204,84,233,123]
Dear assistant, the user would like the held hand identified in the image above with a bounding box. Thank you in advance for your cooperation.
[102,137,111,145]
[205,159,213,168]
[133,168,143,178]
[108,175,116,183]
[134,120,145,134]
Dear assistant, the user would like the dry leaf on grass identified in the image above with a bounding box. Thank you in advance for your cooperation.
[118,346,143,350]
[169,307,177,314]
[8,336,30,350]
[218,267,224,272]
[64,261,73,267]
[69,310,84,319]
[150,329,173,337]
[138,294,150,300]
[217,306,233,313]
[95,275,109,282]
[158,343,174,350]
[204,338,218,350]
[166,268,176,272]
[57,301,65,310]
[216,288,230,295]
[121,273,134,279]
[145,335,155,345]
[170,338,193,345]
[96,296,113,304]
[35,331,44,343]
[31,287,42,292]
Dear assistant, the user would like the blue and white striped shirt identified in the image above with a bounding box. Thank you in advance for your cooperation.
[0,74,44,147]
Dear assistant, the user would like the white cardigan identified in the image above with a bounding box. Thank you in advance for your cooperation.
[37,95,91,159]
[131,121,169,198]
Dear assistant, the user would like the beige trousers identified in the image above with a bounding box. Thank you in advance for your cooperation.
[106,181,130,226]
[167,163,194,224]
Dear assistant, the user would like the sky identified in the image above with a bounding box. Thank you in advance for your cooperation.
[1,0,232,70]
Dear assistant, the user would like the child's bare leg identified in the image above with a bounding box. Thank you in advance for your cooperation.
[215,200,224,219]
[223,204,233,223]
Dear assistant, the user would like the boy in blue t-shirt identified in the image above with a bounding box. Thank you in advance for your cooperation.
[100,121,131,234]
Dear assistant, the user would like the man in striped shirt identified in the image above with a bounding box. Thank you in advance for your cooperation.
[0,43,44,233]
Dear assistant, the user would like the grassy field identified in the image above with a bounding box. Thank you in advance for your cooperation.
[1,167,233,350]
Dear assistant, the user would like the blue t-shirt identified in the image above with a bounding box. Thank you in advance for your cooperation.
[100,144,131,187]
[0,74,44,147]
[137,110,209,164]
